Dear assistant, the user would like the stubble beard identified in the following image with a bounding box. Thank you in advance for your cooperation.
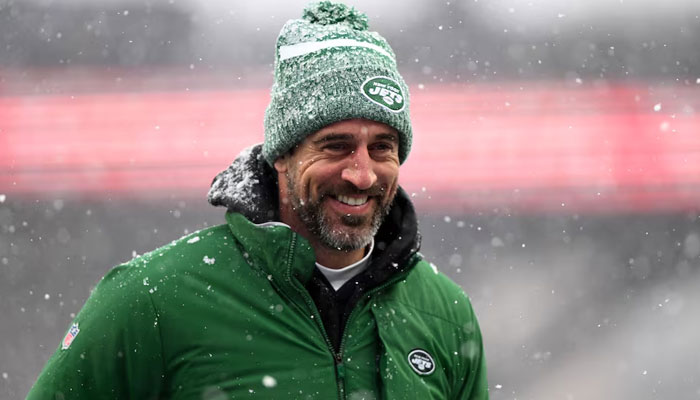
[285,174,394,252]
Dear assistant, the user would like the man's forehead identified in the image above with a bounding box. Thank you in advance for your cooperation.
[308,120,399,141]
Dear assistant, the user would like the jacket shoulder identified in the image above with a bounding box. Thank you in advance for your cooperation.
[389,257,480,328]
[113,223,234,276]
[135,223,234,265]
[23,229,237,399]
[26,224,239,398]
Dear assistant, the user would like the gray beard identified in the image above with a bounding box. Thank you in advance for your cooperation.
[286,175,392,252]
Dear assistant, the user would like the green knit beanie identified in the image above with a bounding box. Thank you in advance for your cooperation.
[262,1,412,166]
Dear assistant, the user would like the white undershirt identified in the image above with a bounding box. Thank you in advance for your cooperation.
[315,239,374,291]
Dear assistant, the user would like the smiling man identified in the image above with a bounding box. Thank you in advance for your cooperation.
[28,2,488,399]
[275,120,400,267]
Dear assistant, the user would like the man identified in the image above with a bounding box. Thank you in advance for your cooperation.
[28,1,488,399]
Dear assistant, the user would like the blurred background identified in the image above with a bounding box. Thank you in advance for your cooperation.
[2,0,700,398]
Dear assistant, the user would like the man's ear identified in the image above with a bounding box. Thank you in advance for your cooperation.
[273,156,289,173]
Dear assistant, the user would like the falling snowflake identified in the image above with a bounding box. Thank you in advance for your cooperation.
[429,263,439,274]
[203,256,216,265]
[262,375,277,388]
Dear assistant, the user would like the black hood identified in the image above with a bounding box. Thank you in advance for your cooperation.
[207,144,280,224]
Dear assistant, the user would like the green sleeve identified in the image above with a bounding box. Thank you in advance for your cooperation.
[26,262,165,400]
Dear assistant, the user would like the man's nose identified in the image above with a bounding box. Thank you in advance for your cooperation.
[341,148,377,190]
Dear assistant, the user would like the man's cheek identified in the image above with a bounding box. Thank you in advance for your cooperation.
[382,181,399,204]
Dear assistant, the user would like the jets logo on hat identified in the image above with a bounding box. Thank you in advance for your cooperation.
[407,348,435,375]
[361,76,405,112]
[61,323,80,350]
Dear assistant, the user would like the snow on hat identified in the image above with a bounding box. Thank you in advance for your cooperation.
[262,1,412,166]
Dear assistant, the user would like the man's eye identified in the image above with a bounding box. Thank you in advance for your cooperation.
[323,142,349,151]
[372,142,395,152]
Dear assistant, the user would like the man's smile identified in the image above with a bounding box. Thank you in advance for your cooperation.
[327,194,375,216]
[335,194,369,206]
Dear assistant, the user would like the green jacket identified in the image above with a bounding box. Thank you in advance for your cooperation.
[28,145,488,399]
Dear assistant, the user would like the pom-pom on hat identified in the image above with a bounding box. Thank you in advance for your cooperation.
[263,1,412,166]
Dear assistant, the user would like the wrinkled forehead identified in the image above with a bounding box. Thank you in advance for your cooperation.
[305,118,399,142]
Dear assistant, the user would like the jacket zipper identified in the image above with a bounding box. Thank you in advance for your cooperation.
[336,256,414,370]
[286,234,346,400]
[334,254,422,397]
[287,236,420,400]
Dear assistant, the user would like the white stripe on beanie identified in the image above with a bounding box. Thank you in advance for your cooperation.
[278,38,394,61]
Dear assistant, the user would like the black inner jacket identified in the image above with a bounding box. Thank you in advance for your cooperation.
[208,144,421,353]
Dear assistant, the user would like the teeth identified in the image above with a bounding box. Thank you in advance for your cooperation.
[337,195,368,206]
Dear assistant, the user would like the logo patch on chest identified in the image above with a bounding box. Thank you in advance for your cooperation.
[407,349,435,375]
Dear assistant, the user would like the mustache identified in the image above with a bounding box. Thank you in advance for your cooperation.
[318,182,387,198]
